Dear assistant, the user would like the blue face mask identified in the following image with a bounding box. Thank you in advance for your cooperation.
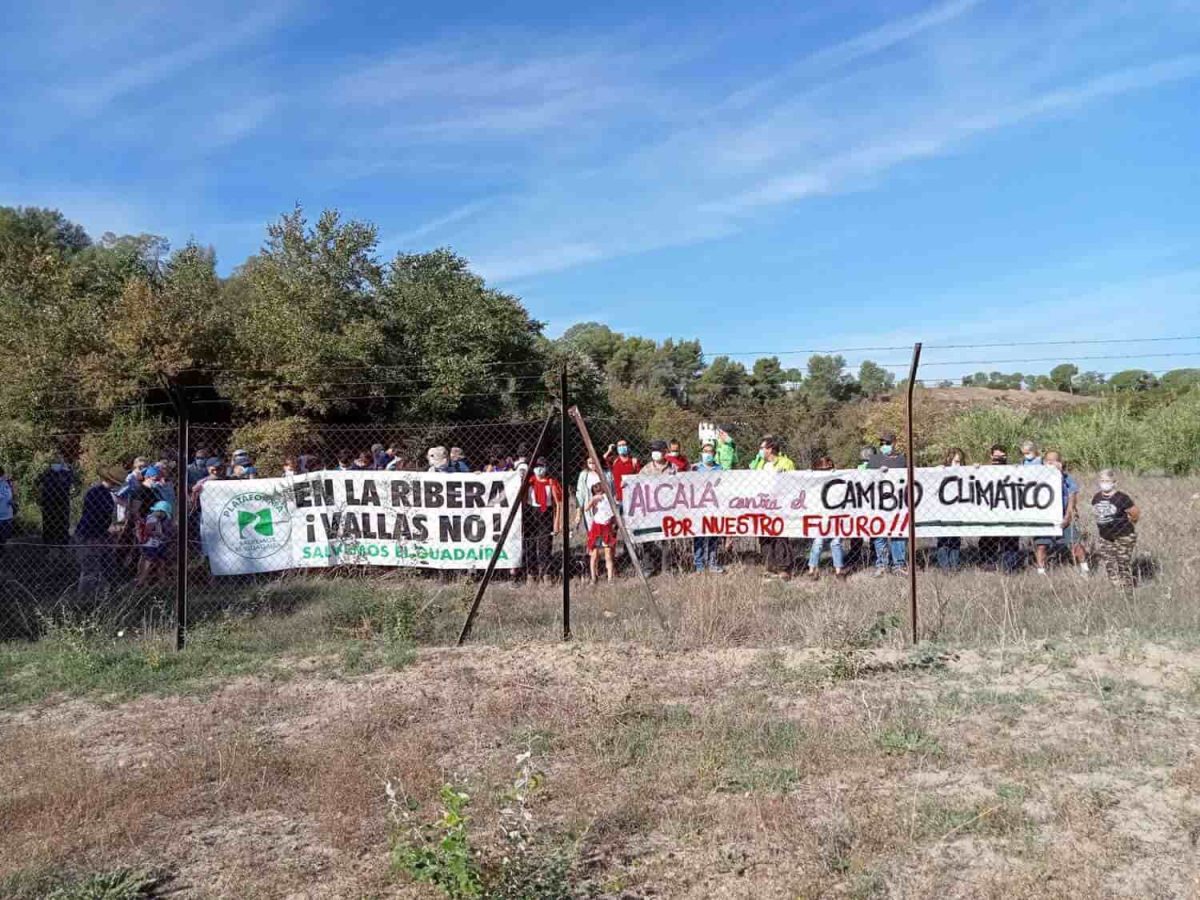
[879,444,893,455]
[617,446,630,457]
[702,453,714,464]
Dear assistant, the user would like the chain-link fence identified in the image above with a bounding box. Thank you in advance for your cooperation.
[2,405,1197,642]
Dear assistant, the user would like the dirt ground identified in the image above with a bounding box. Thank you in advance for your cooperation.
[4,635,1200,898]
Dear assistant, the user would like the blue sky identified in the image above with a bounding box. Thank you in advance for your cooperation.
[3,0,1199,381]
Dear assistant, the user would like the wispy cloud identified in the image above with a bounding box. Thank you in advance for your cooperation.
[56,2,294,116]
[382,200,493,249]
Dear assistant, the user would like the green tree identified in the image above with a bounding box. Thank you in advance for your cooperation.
[1048,363,1079,393]
[857,360,895,397]
[805,354,857,402]
[748,356,786,403]
[1107,369,1157,392]
[691,355,747,407]
[1160,368,1200,391]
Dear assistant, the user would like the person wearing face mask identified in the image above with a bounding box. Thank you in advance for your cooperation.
[523,457,563,583]
[691,443,724,574]
[867,432,908,576]
[1020,440,1042,467]
[665,439,690,474]
[603,439,642,504]
[758,439,797,579]
[936,448,967,571]
[1091,469,1139,589]
[1041,450,1089,576]
[806,456,845,579]
[749,435,775,470]
[640,441,678,575]
[187,448,211,489]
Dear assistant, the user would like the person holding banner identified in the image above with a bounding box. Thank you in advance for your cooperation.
[1042,450,1090,576]
[574,456,610,534]
[979,444,1021,573]
[640,441,678,575]
[692,443,724,574]
[936,448,966,571]
[806,456,845,579]
[868,431,908,576]
[758,438,796,579]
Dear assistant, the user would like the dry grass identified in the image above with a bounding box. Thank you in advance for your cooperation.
[1,473,1199,897]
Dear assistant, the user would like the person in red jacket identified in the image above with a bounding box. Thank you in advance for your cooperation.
[665,439,689,474]
[603,438,641,505]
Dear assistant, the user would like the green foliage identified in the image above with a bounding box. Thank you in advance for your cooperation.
[930,406,1034,464]
[1039,402,1146,472]
[77,409,173,479]
[1142,387,1200,474]
[225,417,320,476]
[858,360,895,397]
[0,866,165,900]
[392,785,485,899]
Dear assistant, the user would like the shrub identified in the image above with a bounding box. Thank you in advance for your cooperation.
[1040,402,1147,473]
[929,406,1034,464]
[1143,388,1200,475]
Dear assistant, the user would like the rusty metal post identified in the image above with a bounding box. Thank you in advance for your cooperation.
[560,365,571,640]
[457,405,556,646]
[905,342,923,645]
[567,405,667,631]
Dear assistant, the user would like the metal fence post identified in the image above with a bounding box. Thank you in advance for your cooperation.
[905,342,922,645]
[457,405,557,646]
[170,380,189,651]
[560,364,571,640]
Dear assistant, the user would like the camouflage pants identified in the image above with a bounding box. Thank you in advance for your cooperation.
[1097,533,1136,588]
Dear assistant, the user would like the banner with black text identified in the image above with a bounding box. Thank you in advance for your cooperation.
[622,466,1063,542]
[200,471,523,575]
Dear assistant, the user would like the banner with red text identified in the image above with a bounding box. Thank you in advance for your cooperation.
[621,466,1063,542]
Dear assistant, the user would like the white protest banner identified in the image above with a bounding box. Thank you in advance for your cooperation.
[622,465,1062,542]
[200,470,523,576]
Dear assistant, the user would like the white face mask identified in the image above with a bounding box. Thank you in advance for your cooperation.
[651,451,663,462]
[534,467,547,477]
[1099,481,1115,493]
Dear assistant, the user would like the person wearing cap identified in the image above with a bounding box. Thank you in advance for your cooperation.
[136,499,175,587]
[866,432,908,576]
[523,457,563,583]
[603,438,641,504]
[757,438,797,579]
[978,444,1021,573]
[1091,469,1139,590]
[691,443,724,574]
[75,465,124,594]
[226,449,252,480]
[715,425,739,470]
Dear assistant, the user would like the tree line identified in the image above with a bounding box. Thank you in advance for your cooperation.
[2,203,1197,442]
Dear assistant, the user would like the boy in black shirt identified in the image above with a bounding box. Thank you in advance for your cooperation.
[1091,468,1139,589]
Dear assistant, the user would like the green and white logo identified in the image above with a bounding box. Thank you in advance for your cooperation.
[218,490,291,560]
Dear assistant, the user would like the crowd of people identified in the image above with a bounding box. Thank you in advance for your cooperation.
[0,428,1143,593]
